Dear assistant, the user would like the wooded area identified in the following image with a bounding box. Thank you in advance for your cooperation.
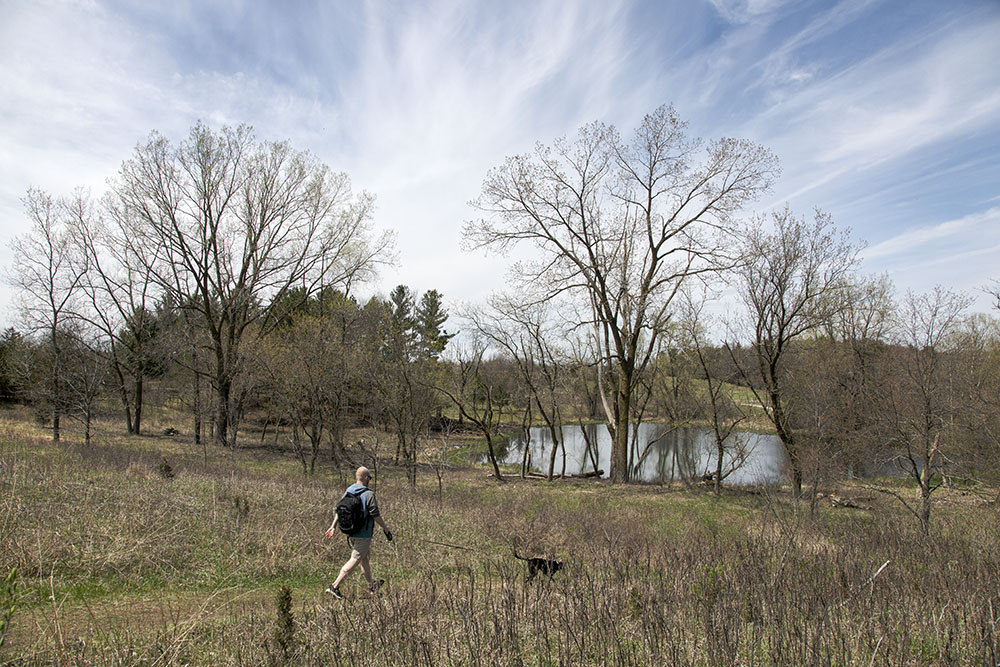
[5,113,1000,537]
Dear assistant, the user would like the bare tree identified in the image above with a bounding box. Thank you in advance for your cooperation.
[76,195,168,435]
[822,274,895,479]
[465,105,778,482]
[986,279,1000,312]
[680,290,750,494]
[462,294,568,480]
[257,315,347,474]
[728,206,860,494]
[8,189,91,441]
[868,287,972,535]
[58,326,111,446]
[436,337,521,482]
[565,329,604,474]
[108,123,393,447]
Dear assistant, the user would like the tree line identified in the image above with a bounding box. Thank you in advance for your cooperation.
[5,111,999,535]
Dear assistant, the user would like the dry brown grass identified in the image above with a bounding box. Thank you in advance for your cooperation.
[2,407,999,665]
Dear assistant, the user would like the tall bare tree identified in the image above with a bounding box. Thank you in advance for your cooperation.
[76,201,167,435]
[680,290,750,494]
[729,206,860,494]
[462,294,568,480]
[823,274,895,478]
[9,189,91,441]
[869,287,972,535]
[436,337,521,482]
[464,105,778,482]
[108,123,393,447]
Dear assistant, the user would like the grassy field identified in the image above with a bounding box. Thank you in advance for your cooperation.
[1,407,998,665]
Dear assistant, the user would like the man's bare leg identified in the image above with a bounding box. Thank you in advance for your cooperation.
[333,556,360,589]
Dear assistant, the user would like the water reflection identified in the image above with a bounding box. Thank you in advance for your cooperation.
[493,423,789,485]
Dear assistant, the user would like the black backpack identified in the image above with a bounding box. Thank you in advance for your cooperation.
[336,490,367,535]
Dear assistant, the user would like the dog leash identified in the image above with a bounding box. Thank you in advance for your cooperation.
[416,538,477,552]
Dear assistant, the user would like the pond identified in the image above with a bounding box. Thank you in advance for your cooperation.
[490,422,789,485]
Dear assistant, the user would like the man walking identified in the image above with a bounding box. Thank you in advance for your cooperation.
[324,466,392,599]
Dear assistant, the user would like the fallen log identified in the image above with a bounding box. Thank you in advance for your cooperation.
[829,494,872,510]
[525,469,604,479]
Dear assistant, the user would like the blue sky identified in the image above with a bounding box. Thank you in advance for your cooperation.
[1,0,998,328]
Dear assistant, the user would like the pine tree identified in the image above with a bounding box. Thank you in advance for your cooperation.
[415,289,454,359]
[387,285,417,360]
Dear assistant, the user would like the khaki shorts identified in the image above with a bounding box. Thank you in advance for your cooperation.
[348,536,372,559]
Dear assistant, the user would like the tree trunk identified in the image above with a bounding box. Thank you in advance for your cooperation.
[114,363,136,434]
[51,322,61,442]
[309,424,321,474]
[520,406,532,479]
[483,432,505,481]
[215,377,231,448]
[51,361,61,442]
[771,391,802,495]
[330,418,344,463]
[580,422,600,473]
[561,436,567,478]
[527,469,604,479]
[609,374,632,483]
[134,375,144,435]
[919,438,936,536]
[611,425,630,483]
[715,439,724,496]
[520,432,530,478]
[920,485,931,536]
[408,439,417,487]
[546,421,560,482]
[193,372,203,446]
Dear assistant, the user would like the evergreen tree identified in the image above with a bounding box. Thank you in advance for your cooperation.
[415,289,454,359]
[387,285,417,359]
[0,328,25,403]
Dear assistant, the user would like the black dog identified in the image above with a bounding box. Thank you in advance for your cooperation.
[513,550,564,580]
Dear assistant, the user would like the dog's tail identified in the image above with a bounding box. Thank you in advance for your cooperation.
[512,549,528,561]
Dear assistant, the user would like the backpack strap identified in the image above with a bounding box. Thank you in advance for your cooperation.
[351,487,370,516]
[344,488,370,522]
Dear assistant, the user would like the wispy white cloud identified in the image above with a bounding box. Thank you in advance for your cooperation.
[309,1,639,299]
[864,207,1000,260]
[1,0,998,324]
[705,0,796,25]
[860,207,1000,308]
[745,0,881,100]
[740,6,1000,226]
[827,19,987,145]
[335,1,635,176]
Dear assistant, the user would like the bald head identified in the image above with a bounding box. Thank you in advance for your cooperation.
[356,467,372,484]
